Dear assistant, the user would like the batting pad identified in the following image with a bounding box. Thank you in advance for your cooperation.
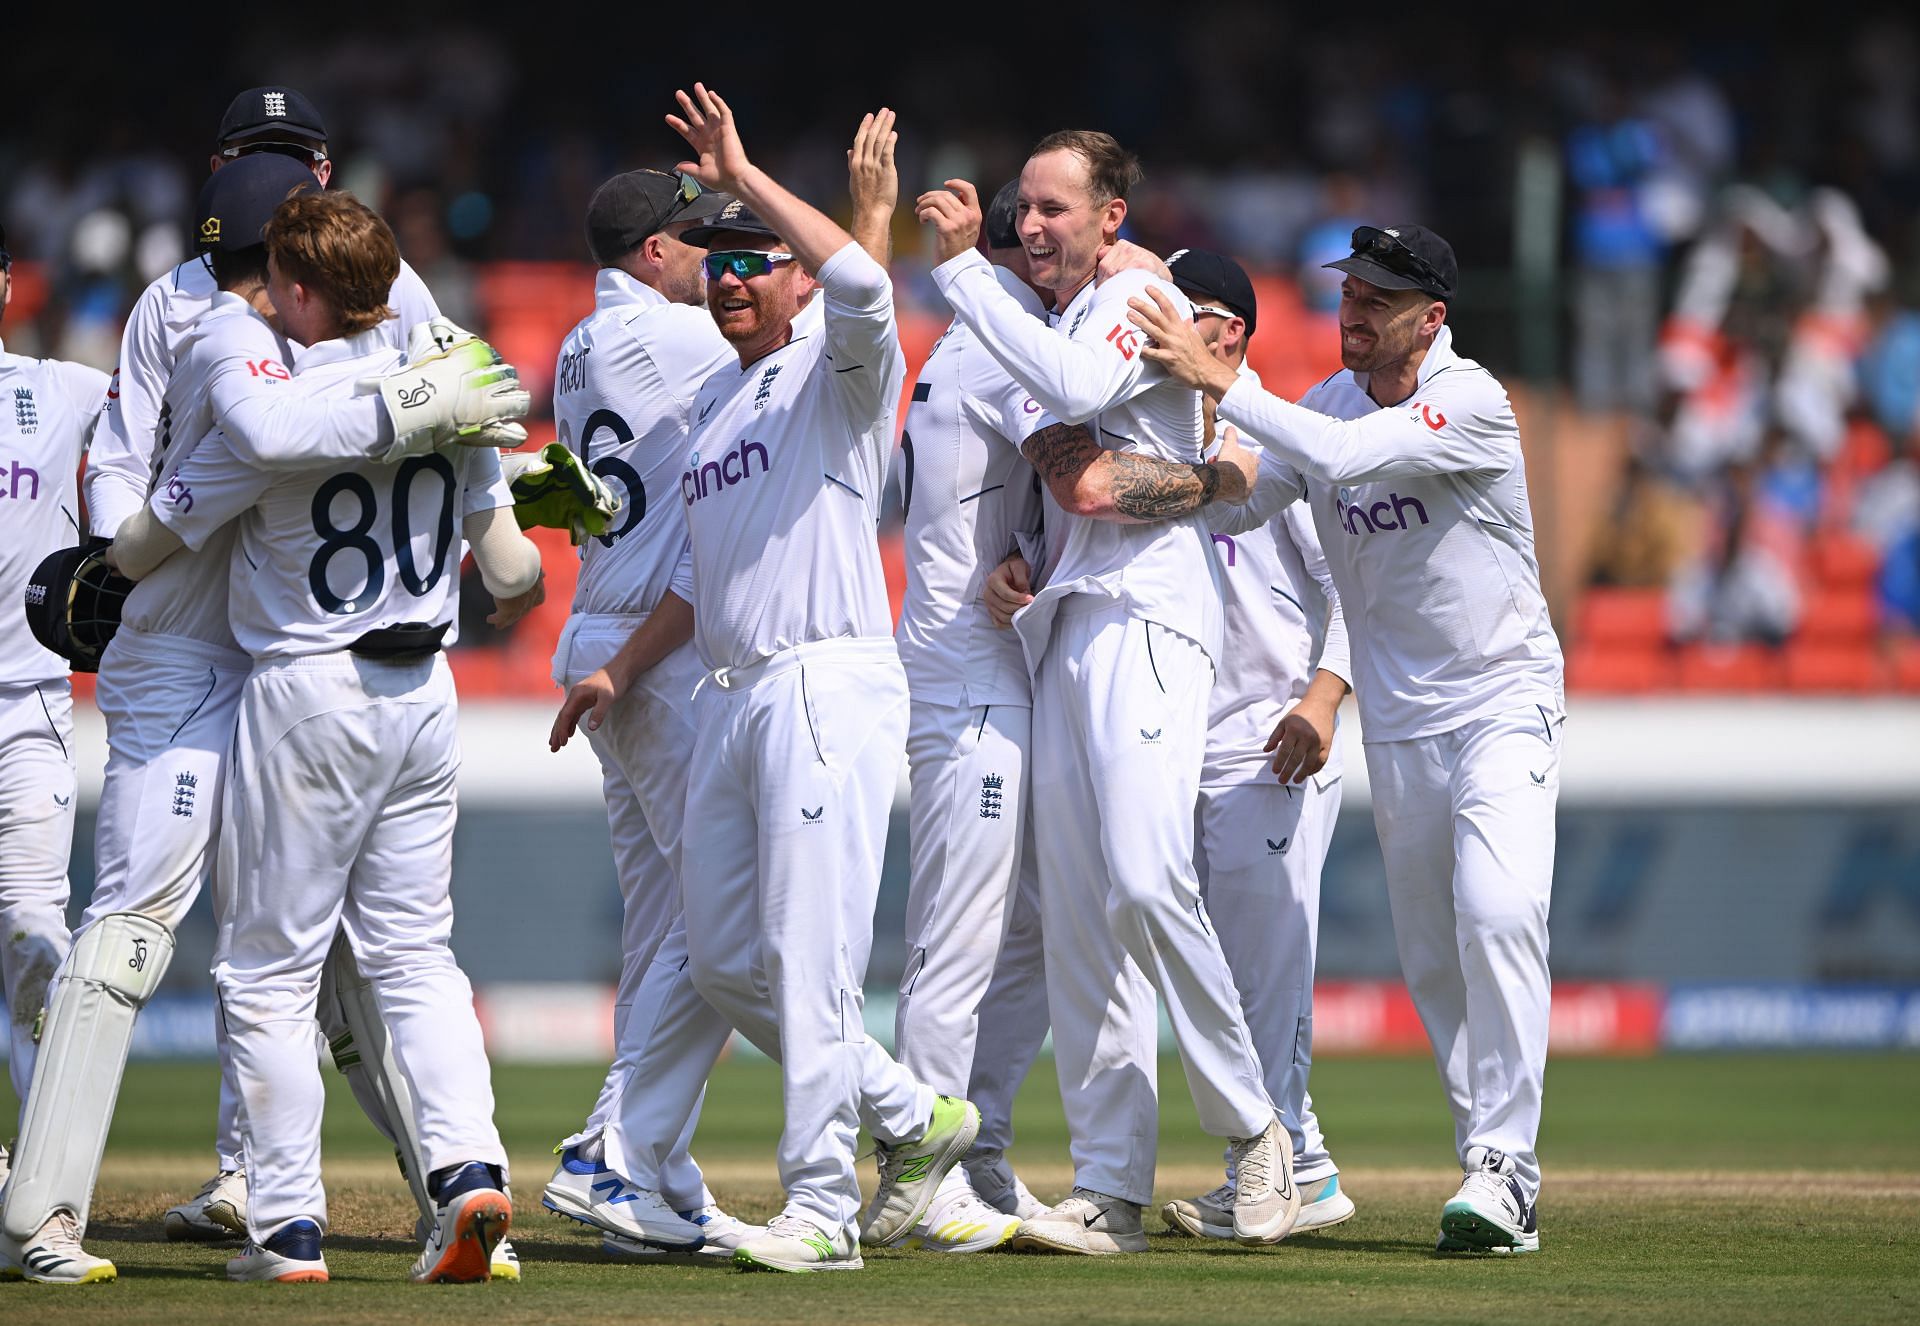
[2,912,174,1241]
[325,933,436,1224]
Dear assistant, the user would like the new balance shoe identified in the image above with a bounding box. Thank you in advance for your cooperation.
[1160,1182,1234,1239]
[1438,1148,1539,1254]
[0,1211,117,1284]
[602,1204,765,1259]
[902,1178,1020,1253]
[411,1162,513,1283]
[228,1218,327,1283]
[966,1151,1047,1220]
[857,1095,981,1246]
[1226,1116,1299,1244]
[542,1146,705,1249]
[1011,1188,1148,1255]
[165,1166,248,1241]
[1295,1172,1357,1232]
[733,1213,863,1272]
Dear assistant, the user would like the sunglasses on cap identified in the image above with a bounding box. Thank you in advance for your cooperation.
[662,170,705,221]
[1349,225,1449,296]
[220,140,329,165]
[704,250,798,280]
[1188,302,1239,321]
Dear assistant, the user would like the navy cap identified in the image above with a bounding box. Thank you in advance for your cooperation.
[586,170,732,264]
[217,86,328,146]
[985,179,1021,250]
[677,197,781,249]
[1167,248,1258,338]
[196,154,320,252]
[1324,224,1457,302]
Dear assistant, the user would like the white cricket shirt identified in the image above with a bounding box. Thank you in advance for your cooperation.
[894,266,1047,710]
[682,241,906,673]
[0,339,106,684]
[1218,325,1565,742]
[930,250,1221,667]
[152,330,511,661]
[555,268,735,618]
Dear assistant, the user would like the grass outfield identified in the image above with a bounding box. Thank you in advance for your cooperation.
[6,1053,1917,1323]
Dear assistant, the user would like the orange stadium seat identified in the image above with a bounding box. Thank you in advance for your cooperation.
[1676,642,1785,692]
[1784,642,1887,693]
[1813,533,1881,590]
[1891,639,1920,694]
[1576,588,1670,648]
[1797,590,1880,644]
[1565,643,1667,693]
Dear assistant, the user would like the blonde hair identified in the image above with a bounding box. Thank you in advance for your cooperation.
[265,189,398,335]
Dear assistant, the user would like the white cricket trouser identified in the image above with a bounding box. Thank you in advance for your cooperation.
[1195,776,1342,1183]
[1032,599,1274,1205]
[1366,704,1560,1202]
[553,613,714,1207]
[0,681,77,1110]
[677,637,932,1232]
[214,653,506,1239]
[963,837,1050,1161]
[87,627,252,1168]
[895,699,1052,1139]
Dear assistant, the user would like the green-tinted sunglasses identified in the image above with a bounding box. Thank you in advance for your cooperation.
[704,250,798,281]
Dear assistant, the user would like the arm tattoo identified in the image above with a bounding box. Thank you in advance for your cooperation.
[1109,452,1215,520]
[1022,422,1098,483]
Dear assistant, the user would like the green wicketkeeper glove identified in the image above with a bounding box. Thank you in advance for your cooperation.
[370,319,532,462]
[501,442,623,545]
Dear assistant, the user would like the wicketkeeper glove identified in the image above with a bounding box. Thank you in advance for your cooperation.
[501,442,623,546]
[369,318,531,462]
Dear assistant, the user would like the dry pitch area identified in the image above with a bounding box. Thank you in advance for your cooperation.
[6,1053,1916,1324]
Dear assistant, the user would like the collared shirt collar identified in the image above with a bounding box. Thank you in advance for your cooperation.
[596,266,668,312]
[297,323,395,371]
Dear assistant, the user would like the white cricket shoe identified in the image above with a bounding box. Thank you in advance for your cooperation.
[542,1146,705,1250]
[902,1178,1020,1253]
[165,1167,248,1242]
[858,1095,981,1247]
[0,1211,117,1284]
[227,1217,327,1283]
[1439,1149,1539,1254]
[602,1204,765,1259]
[0,1140,10,1196]
[490,1237,522,1280]
[1011,1188,1148,1255]
[1295,1173,1357,1232]
[1226,1116,1299,1244]
[732,1213,864,1273]
[1165,1172,1355,1239]
[966,1151,1047,1220]
[412,1182,513,1283]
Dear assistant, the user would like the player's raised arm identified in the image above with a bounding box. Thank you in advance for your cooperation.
[847,108,899,265]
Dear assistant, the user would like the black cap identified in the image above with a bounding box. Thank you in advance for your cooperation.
[0,221,9,270]
[217,86,328,146]
[1167,248,1258,338]
[585,170,732,265]
[196,154,319,252]
[1323,223,1457,301]
[677,197,781,249]
[985,179,1021,250]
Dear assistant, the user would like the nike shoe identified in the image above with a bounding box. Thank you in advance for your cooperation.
[732,1213,864,1272]
[542,1146,705,1249]
[901,1176,1020,1253]
[228,1218,328,1283]
[602,1204,766,1259]
[966,1151,1047,1220]
[1227,1116,1299,1244]
[0,1211,117,1284]
[1438,1149,1539,1254]
[1294,1173,1357,1232]
[857,1095,981,1246]
[1011,1188,1148,1255]
[411,1162,513,1283]
[165,1167,248,1241]
[1160,1181,1234,1239]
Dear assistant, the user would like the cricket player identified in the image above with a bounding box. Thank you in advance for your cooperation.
[535,165,761,1259]
[0,220,106,1151]
[916,134,1296,1255]
[887,177,1060,1249]
[0,155,526,1285]
[629,86,976,1273]
[1129,223,1565,1255]
[112,187,541,1284]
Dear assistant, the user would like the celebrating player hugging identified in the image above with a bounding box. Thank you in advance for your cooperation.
[0,76,1563,1288]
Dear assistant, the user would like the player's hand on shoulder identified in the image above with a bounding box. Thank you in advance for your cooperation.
[1097,239,1170,285]
[487,568,545,631]
[983,553,1033,629]
[915,179,983,266]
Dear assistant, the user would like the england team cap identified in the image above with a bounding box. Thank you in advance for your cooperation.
[1167,248,1259,338]
[677,197,782,250]
[585,169,733,265]
[1323,223,1458,302]
[196,154,320,252]
[217,87,329,146]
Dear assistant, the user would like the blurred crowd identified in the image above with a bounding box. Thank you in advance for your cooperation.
[4,10,1919,678]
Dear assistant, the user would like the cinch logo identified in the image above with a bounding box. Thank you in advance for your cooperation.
[1335,486,1430,535]
[1211,532,1237,566]
[0,461,42,500]
[682,437,770,504]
